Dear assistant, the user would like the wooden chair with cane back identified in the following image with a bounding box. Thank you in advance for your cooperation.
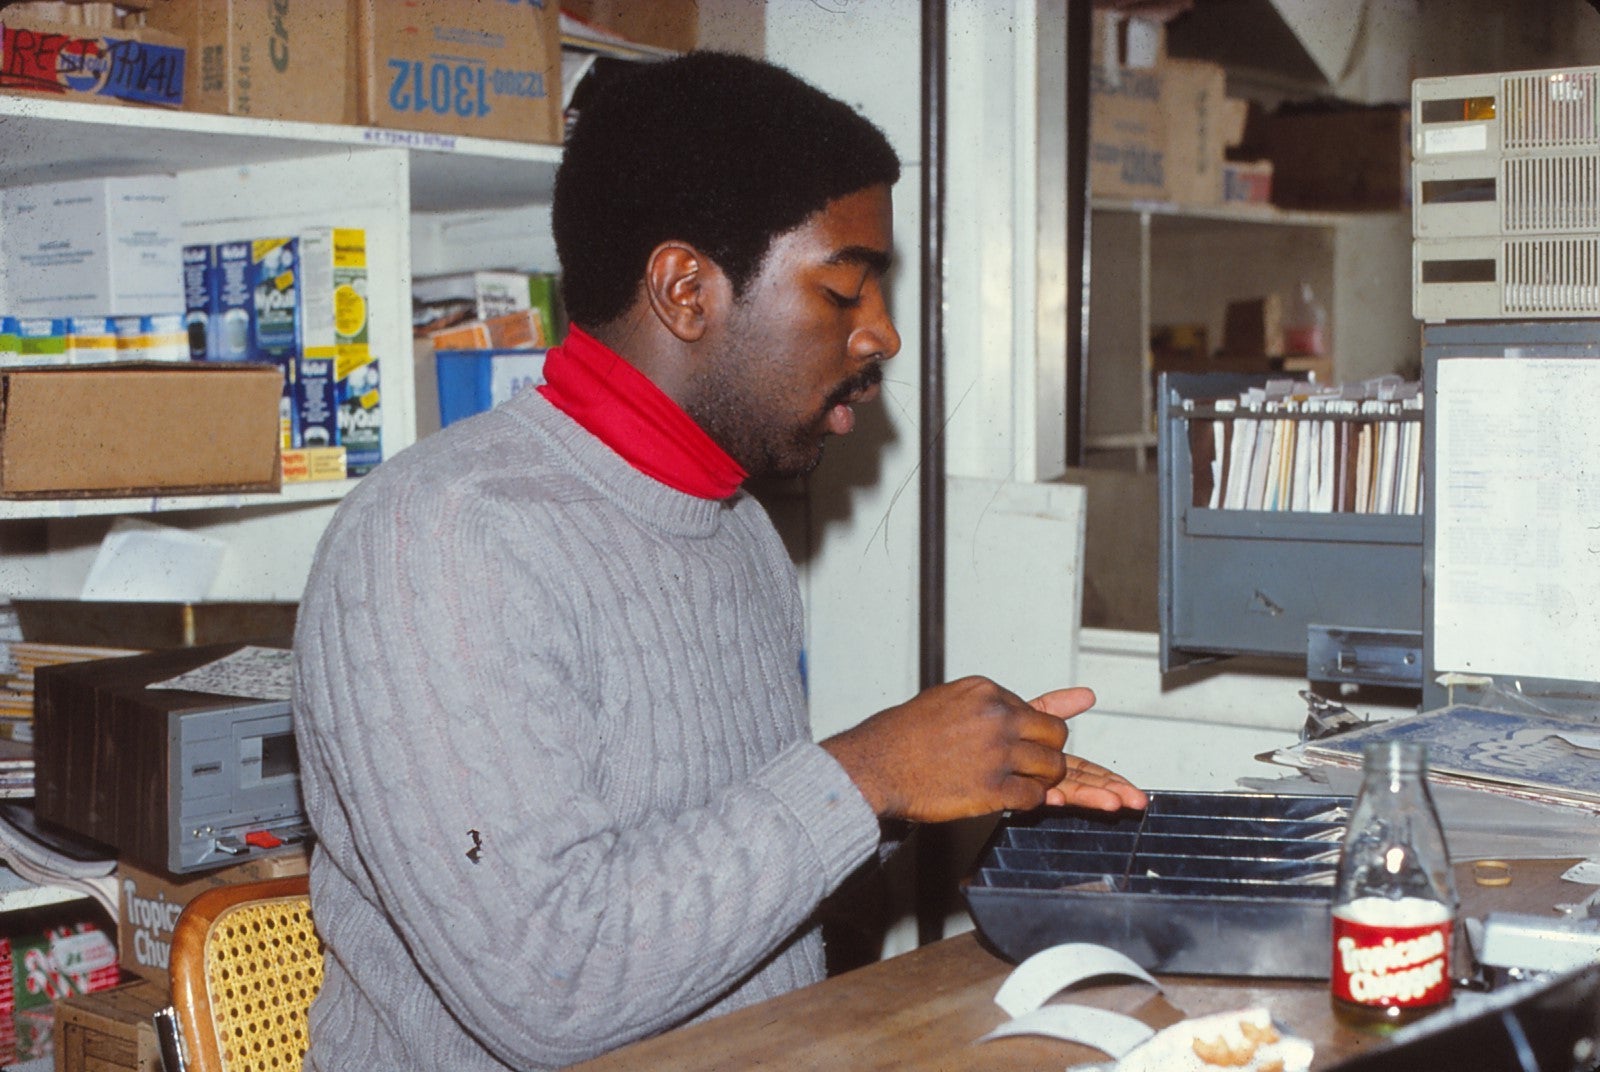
[155,874,324,1072]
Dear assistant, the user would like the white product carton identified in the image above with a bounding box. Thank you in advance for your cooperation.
[413,270,531,322]
[2,175,184,317]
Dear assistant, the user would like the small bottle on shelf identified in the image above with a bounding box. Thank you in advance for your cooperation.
[1284,280,1328,357]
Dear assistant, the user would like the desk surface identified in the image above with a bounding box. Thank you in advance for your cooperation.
[569,859,1585,1072]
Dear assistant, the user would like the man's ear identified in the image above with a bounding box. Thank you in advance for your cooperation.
[643,241,726,343]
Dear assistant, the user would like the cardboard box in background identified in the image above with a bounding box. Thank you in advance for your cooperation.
[1260,104,1411,211]
[1160,60,1248,206]
[0,913,120,1068]
[0,363,282,498]
[54,979,166,1072]
[357,0,562,145]
[1221,294,1285,359]
[563,0,698,53]
[117,850,308,992]
[1222,159,1273,205]
[1089,60,1167,201]
[0,15,185,108]
[1,174,184,319]
[1090,7,1163,72]
[413,270,534,326]
[1089,57,1246,205]
[144,0,357,124]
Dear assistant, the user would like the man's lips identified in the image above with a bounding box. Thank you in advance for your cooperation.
[825,381,880,436]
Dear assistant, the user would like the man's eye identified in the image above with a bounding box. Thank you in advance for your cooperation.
[826,289,862,309]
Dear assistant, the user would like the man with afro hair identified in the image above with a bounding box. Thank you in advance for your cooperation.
[292,50,1144,1071]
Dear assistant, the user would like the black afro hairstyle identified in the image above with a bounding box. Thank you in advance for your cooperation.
[552,51,902,330]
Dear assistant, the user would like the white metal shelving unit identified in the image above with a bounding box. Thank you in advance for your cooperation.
[0,94,563,599]
[1084,197,1406,471]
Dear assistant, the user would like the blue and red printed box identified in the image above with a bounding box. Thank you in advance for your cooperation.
[0,15,184,107]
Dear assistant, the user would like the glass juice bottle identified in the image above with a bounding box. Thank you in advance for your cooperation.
[1330,740,1458,1030]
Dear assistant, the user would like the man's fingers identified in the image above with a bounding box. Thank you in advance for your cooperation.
[1046,756,1149,812]
[1010,738,1070,785]
[1028,686,1097,720]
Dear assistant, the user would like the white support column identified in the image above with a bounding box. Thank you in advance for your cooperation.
[942,0,1071,484]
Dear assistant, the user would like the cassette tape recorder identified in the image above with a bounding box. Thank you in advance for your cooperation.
[34,643,308,874]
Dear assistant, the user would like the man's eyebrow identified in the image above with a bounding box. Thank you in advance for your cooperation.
[827,246,894,275]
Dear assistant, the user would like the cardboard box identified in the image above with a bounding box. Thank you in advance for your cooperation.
[117,850,308,990]
[1090,58,1246,205]
[247,228,370,452]
[1221,295,1285,358]
[1222,159,1273,205]
[0,15,185,107]
[337,357,382,476]
[1160,61,1248,207]
[1091,8,1163,72]
[13,318,67,364]
[1261,104,1411,211]
[1,174,184,319]
[112,314,188,362]
[413,269,532,325]
[0,363,282,498]
[280,445,347,483]
[144,0,357,124]
[563,0,698,54]
[356,0,562,145]
[8,599,297,649]
[181,244,214,360]
[0,914,121,1068]
[53,979,166,1072]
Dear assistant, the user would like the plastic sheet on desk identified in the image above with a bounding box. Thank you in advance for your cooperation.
[1242,766,1600,862]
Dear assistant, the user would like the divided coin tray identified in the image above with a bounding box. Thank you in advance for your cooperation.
[962,791,1351,979]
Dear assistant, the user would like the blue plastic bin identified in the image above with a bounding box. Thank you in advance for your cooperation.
[435,349,546,427]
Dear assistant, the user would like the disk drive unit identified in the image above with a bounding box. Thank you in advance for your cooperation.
[33,644,307,875]
[1413,66,1600,320]
[1413,66,1600,163]
[1414,233,1600,321]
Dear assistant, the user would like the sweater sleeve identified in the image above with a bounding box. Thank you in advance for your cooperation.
[294,480,881,1069]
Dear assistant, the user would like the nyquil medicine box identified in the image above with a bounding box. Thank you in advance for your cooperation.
[1,175,184,317]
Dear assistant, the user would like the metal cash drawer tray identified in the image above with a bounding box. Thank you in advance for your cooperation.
[962,791,1351,980]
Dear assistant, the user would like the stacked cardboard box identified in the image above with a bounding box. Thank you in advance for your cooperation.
[1257,104,1411,211]
[144,0,357,124]
[355,0,562,146]
[0,912,121,1068]
[1089,12,1250,207]
[54,979,167,1072]
[116,850,308,992]
[0,8,185,108]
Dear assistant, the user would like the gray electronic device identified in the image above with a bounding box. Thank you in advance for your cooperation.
[34,645,310,875]
[168,699,309,873]
[1479,902,1600,981]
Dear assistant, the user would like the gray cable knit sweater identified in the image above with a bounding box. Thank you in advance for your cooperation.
[292,387,882,1070]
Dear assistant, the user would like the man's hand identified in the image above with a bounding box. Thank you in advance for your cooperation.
[819,676,1147,824]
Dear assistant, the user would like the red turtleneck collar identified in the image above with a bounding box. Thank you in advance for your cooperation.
[537,326,747,500]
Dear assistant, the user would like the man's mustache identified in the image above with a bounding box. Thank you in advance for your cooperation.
[826,363,884,409]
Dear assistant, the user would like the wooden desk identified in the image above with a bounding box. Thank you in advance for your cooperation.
[569,859,1585,1072]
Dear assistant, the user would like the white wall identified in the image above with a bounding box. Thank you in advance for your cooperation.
[761,3,926,745]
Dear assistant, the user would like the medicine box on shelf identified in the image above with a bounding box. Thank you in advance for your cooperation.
[1158,371,1423,686]
[1,174,184,319]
